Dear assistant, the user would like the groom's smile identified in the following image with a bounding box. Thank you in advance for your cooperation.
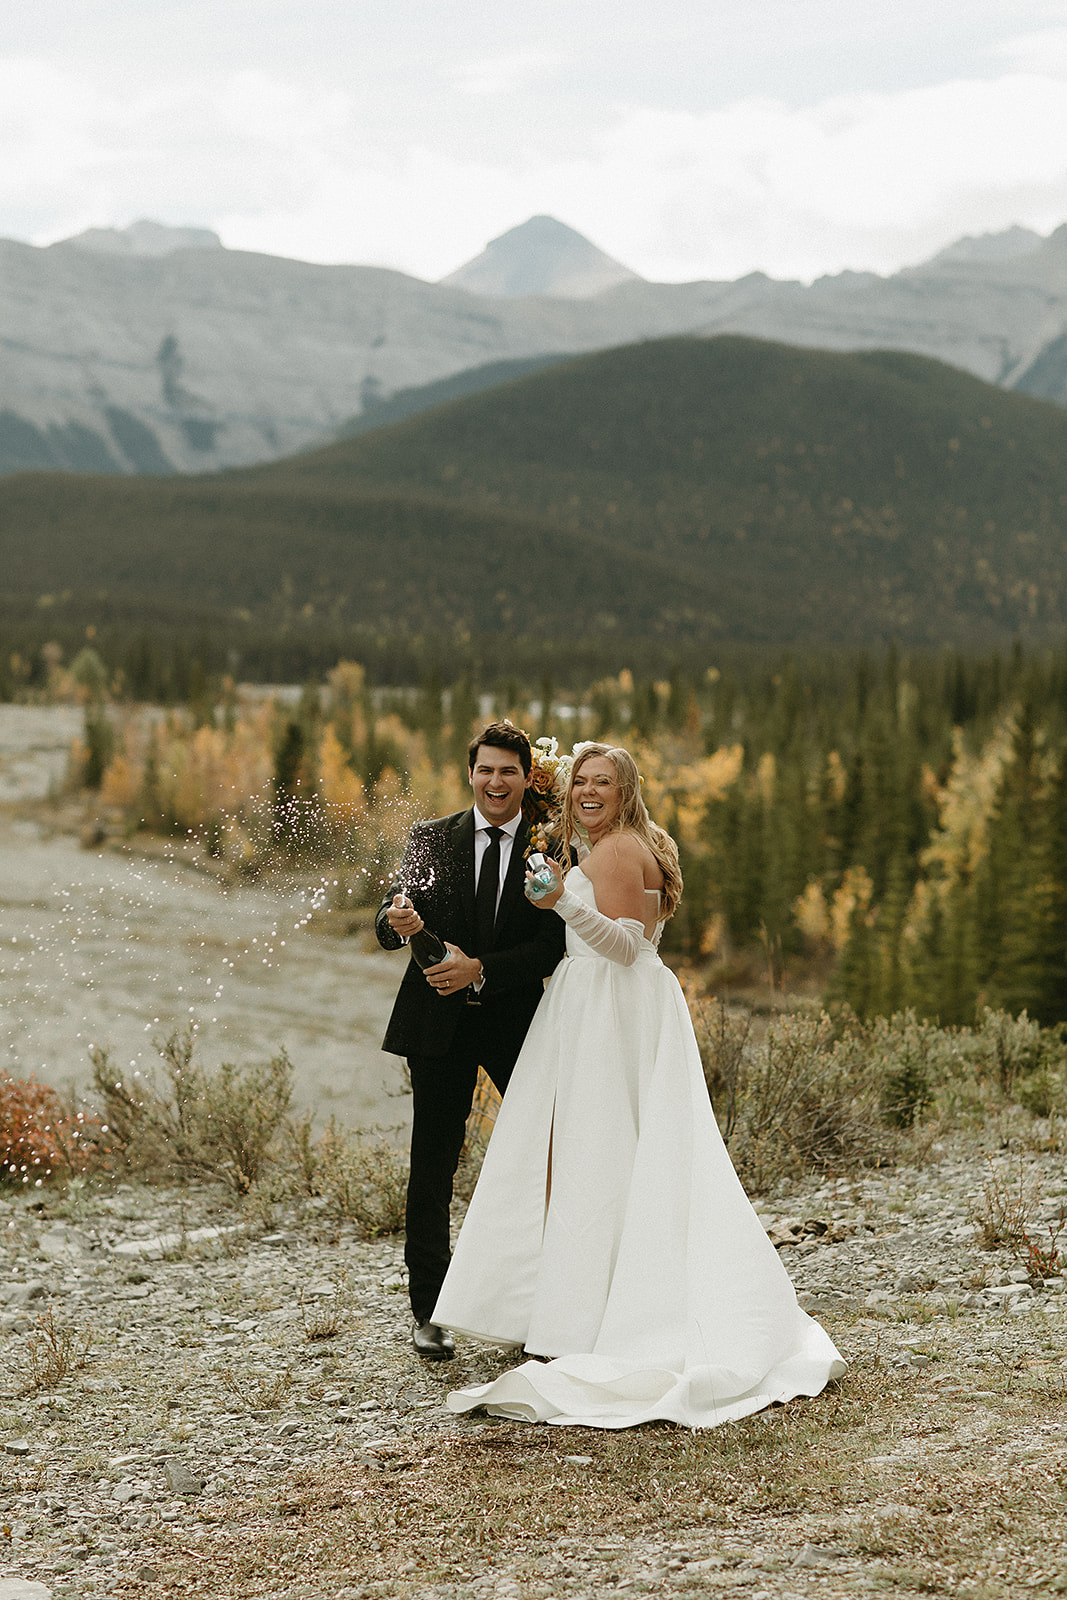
[469,744,531,824]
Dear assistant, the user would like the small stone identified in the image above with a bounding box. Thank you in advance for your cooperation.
[37,1227,86,1261]
[162,1460,203,1497]
[792,1544,839,1568]
[111,1481,137,1503]
[0,1585,54,1600]
[112,1224,237,1259]
[3,1282,48,1307]
[563,1454,593,1465]
[4,1439,31,1456]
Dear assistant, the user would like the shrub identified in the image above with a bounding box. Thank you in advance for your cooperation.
[976,1008,1045,1096]
[286,1115,408,1237]
[1,1071,107,1186]
[91,1030,292,1195]
[689,1001,894,1193]
[690,998,750,1145]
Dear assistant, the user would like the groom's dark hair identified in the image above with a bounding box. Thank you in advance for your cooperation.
[467,719,533,776]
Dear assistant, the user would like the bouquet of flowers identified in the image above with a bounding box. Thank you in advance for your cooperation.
[522,736,572,857]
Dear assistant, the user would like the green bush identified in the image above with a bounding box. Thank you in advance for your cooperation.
[691,1001,894,1193]
[91,1029,292,1195]
[285,1113,407,1237]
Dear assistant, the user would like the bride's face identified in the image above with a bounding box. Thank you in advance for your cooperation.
[571,757,622,837]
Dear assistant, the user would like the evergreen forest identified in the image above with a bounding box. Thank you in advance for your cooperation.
[44,640,1067,1030]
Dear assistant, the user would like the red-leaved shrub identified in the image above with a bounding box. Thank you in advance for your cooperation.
[0,1072,107,1186]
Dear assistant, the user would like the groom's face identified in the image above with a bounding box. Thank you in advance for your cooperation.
[469,744,531,825]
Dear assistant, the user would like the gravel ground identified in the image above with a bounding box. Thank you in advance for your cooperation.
[1,1137,1066,1599]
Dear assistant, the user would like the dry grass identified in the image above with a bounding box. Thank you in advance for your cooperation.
[218,1367,295,1412]
[93,1344,1067,1599]
[298,1268,353,1341]
[971,1155,1043,1250]
[17,1306,92,1395]
[1020,1206,1067,1278]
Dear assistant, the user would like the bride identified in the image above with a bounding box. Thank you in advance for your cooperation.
[432,743,846,1429]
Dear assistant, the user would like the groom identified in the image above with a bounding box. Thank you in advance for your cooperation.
[376,720,565,1359]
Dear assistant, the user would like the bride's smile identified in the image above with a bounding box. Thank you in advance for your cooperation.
[571,758,622,839]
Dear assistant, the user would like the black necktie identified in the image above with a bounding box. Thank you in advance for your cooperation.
[474,827,504,954]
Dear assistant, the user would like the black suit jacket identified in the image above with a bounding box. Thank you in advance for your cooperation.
[375,808,566,1062]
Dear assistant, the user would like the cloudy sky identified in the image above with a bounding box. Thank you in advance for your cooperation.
[4,0,1067,284]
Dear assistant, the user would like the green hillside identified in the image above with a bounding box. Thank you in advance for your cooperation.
[335,354,570,438]
[4,336,1067,678]
[273,336,1067,646]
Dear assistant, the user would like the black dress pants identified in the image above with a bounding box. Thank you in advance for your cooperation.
[405,1008,513,1323]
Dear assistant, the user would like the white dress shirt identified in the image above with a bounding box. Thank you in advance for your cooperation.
[472,807,523,913]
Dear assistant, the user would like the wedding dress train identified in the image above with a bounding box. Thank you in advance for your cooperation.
[432,867,846,1429]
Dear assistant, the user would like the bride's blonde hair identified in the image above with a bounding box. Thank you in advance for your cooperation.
[557,743,683,920]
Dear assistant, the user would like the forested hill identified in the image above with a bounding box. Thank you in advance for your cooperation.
[271,336,1067,645]
[4,335,1067,667]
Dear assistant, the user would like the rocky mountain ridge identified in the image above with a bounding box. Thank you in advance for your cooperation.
[4,216,1067,478]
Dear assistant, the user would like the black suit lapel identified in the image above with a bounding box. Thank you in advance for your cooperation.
[492,817,530,946]
[451,810,477,936]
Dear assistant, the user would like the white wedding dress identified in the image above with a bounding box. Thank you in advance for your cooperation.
[433,867,845,1429]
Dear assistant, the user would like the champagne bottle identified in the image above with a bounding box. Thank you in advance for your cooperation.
[393,894,453,969]
[524,852,557,901]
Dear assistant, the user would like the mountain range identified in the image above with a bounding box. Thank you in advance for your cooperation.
[5,337,1067,671]
[5,215,1067,479]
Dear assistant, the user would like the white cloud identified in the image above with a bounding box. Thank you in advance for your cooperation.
[996,24,1067,75]
[4,50,1067,284]
[222,72,1067,282]
[588,74,1067,280]
[448,51,562,98]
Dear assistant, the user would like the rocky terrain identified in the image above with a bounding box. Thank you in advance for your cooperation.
[5,215,1067,478]
[1,1133,1065,1600]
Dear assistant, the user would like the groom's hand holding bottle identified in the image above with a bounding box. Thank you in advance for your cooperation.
[386,893,483,997]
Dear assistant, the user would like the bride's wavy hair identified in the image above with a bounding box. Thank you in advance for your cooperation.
[557,744,683,920]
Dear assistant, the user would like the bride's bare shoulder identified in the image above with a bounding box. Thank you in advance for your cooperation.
[587,831,663,888]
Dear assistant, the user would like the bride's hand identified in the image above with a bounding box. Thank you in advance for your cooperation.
[525,857,564,909]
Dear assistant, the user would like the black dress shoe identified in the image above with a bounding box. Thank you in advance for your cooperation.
[412,1320,455,1360]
